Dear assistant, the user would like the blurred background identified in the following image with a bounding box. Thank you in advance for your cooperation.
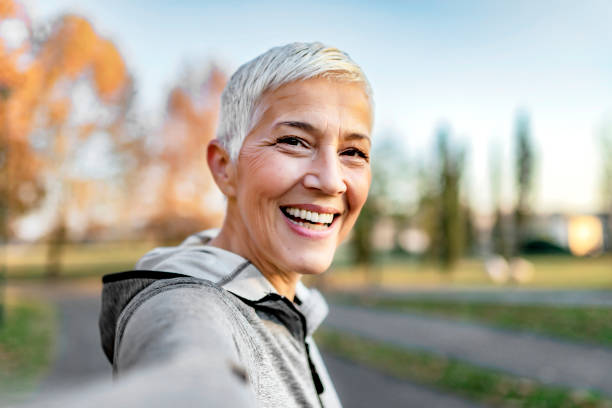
[1,0,611,407]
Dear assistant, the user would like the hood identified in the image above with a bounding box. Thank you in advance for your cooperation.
[99,229,329,363]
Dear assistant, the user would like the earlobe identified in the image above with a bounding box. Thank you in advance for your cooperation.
[207,140,237,197]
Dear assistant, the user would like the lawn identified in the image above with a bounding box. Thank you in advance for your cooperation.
[5,242,154,279]
[316,329,612,408]
[321,254,612,289]
[0,296,56,403]
[6,242,612,288]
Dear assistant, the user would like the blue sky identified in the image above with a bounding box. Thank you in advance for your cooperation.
[23,0,612,215]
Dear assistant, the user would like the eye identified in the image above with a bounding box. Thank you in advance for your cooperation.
[276,136,307,148]
[341,148,369,161]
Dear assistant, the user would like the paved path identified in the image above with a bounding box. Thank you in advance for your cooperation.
[331,288,612,307]
[25,295,111,405]
[39,296,111,391]
[326,304,612,396]
[323,352,485,408]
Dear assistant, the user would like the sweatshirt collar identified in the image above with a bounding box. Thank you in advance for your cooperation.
[134,229,329,337]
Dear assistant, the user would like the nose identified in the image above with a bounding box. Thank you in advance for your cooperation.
[303,147,347,195]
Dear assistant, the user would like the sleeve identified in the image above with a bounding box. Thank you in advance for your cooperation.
[113,285,258,406]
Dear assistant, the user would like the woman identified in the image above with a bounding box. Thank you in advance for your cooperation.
[99,42,373,407]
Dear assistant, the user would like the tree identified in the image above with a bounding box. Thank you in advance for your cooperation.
[351,195,377,266]
[1,11,132,276]
[0,0,45,323]
[599,118,612,252]
[434,126,466,270]
[39,15,131,276]
[0,1,46,238]
[350,133,410,283]
[139,65,227,242]
[514,111,535,254]
[489,141,512,259]
[1,3,34,223]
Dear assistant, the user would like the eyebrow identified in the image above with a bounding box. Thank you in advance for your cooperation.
[276,121,316,132]
[276,121,371,145]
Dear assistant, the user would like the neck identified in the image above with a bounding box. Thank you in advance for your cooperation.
[209,217,300,301]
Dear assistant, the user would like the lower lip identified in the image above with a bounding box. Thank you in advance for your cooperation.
[281,210,339,239]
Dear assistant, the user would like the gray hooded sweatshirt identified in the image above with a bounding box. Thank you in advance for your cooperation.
[99,229,342,408]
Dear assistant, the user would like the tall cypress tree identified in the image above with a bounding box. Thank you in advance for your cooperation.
[435,127,466,270]
[514,112,535,255]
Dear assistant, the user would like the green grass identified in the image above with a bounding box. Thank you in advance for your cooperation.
[322,255,612,289]
[7,261,137,280]
[6,241,612,287]
[6,242,153,279]
[315,329,612,408]
[332,295,612,348]
[0,298,56,402]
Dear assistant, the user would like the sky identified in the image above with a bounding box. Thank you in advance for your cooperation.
[21,0,612,215]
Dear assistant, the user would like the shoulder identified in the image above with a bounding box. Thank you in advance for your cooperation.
[119,274,231,324]
[116,273,240,337]
[111,275,245,373]
[120,276,239,338]
[100,271,240,365]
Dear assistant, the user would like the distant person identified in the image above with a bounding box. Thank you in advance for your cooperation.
[99,42,373,407]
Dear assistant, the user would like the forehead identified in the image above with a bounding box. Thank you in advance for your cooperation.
[248,77,373,136]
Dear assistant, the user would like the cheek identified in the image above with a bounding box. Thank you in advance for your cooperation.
[238,151,303,209]
[347,169,371,212]
[338,169,371,240]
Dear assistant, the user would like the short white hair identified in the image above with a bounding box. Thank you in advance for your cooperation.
[216,42,373,160]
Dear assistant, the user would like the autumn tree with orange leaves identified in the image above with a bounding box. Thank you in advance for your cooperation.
[0,0,44,243]
[139,66,226,242]
[0,0,36,322]
[2,1,230,280]
[1,1,133,276]
[34,15,132,276]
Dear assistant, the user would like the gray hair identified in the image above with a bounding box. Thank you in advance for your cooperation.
[216,42,373,160]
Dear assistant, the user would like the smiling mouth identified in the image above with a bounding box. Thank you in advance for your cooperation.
[280,206,340,231]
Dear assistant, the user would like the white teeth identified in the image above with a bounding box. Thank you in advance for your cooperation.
[289,218,329,230]
[320,213,332,223]
[283,207,335,225]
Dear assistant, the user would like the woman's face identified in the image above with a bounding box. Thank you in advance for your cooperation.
[229,77,372,275]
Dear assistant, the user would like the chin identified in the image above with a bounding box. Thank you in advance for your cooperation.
[289,253,335,276]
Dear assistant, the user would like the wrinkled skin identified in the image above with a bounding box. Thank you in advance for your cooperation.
[208,77,372,300]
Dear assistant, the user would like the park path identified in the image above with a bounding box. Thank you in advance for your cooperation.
[10,281,485,408]
[37,295,111,392]
[12,282,112,405]
[325,304,612,396]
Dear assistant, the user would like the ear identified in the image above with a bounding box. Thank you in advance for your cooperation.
[207,139,237,198]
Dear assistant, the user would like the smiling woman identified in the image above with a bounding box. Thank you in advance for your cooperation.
[98,42,373,408]
[208,77,372,300]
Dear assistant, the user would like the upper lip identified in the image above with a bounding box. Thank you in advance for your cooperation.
[280,203,342,214]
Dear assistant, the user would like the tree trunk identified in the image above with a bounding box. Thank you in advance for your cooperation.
[0,199,6,326]
[0,143,8,326]
[46,220,67,279]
